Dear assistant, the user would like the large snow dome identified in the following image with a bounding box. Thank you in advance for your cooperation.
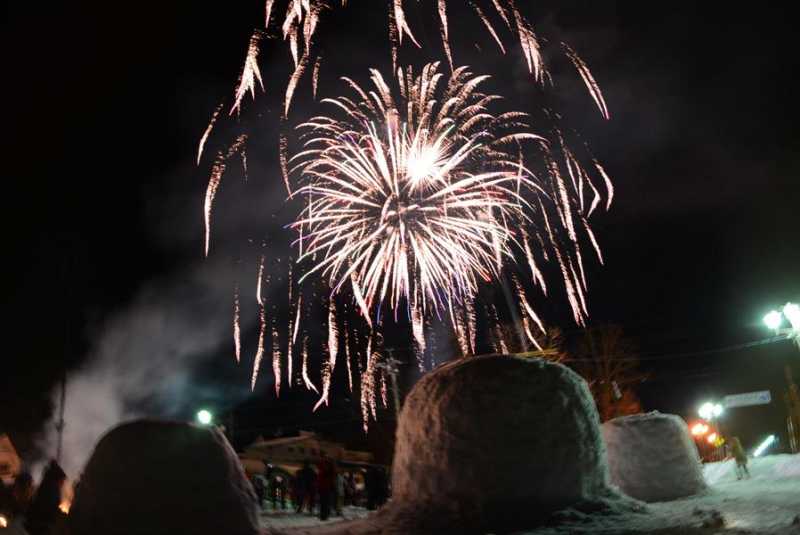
[69,420,259,535]
[602,412,707,502]
[390,355,617,532]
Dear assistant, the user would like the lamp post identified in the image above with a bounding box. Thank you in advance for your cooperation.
[698,402,724,461]
[196,409,214,426]
[763,302,800,453]
[764,302,800,348]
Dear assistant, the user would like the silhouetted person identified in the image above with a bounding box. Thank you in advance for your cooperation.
[730,437,750,480]
[25,460,66,535]
[252,475,265,509]
[9,471,34,521]
[316,453,336,521]
[296,461,316,514]
[365,466,378,510]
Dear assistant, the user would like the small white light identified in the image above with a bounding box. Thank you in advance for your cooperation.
[783,303,800,331]
[196,409,213,425]
[764,310,783,330]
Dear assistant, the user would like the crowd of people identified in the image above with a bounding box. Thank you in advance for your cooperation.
[0,460,68,535]
[253,453,390,521]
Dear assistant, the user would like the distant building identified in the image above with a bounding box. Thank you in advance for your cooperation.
[0,434,21,483]
[239,431,374,476]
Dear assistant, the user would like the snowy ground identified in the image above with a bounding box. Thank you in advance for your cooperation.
[264,454,800,534]
[259,505,371,530]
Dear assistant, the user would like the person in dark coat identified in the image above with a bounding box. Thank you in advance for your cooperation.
[316,453,336,521]
[296,461,316,514]
[730,436,751,480]
[25,460,66,535]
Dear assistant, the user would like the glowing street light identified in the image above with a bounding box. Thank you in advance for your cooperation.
[698,402,723,421]
[196,409,213,426]
[764,310,783,330]
[691,422,709,436]
[706,432,718,445]
[784,303,800,331]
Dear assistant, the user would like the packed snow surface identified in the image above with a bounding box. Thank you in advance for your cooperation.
[69,419,259,535]
[602,412,707,502]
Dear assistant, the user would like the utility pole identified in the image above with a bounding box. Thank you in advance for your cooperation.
[784,365,800,454]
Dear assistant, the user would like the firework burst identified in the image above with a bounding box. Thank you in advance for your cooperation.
[197,2,615,428]
[290,62,608,328]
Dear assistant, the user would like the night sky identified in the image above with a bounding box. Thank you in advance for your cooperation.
[4,2,799,463]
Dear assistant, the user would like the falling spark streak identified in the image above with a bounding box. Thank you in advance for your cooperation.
[465,298,476,355]
[225,1,609,119]
[233,283,241,362]
[231,32,264,115]
[437,0,453,71]
[344,325,353,392]
[313,300,338,411]
[411,302,426,370]
[292,294,302,344]
[197,103,223,165]
[312,54,322,99]
[204,135,247,258]
[256,255,265,306]
[380,369,389,408]
[301,335,319,393]
[470,2,506,54]
[272,319,281,396]
[562,43,610,120]
[251,305,266,391]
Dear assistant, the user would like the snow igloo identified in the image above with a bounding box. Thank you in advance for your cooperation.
[389,355,617,532]
[69,420,259,535]
[602,412,707,502]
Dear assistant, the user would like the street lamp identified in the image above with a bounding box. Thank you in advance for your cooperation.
[698,402,723,421]
[764,310,783,330]
[196,409,213,426]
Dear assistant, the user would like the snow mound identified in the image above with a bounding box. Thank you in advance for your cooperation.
[69,419,259,535]
[387,355,618,533]
[602,412,706,502]
[704,453,800,485]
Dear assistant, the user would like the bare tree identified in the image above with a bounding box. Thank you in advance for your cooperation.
[572,325,645,422]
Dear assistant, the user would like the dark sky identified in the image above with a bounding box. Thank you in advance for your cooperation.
[4,2,799,461]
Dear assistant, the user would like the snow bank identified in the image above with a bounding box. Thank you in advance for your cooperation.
[69,420,259,535]
[602,412,706,502]
[704,453,800,485]
[387,355,617,533]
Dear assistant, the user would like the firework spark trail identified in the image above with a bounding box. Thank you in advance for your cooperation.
[488,304,509,354]
[197,103,223,165]
[437,0,453,71]
[380,368,389,408]
[313,299,338,411]
[411,301,426,370]
[233,283,241,362]
[272,318,281,396]
[344,324,354,392]
[360,335,378,430]
[562,43,610,120]
[465,298,476,355]
[251,305,266,391]
[470,1,506,54]
[231,32,264,115]
[301,335,319,393]
[204,135,247,258]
